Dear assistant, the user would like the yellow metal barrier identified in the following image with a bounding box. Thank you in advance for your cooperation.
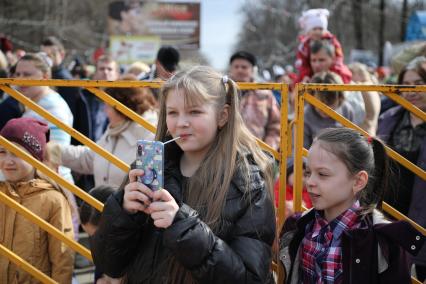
[293,83,426,284]
[0,243,57,284]
[0,78,285,282]
[277,82,289,228]
[0,136,96,256]
[294,83,426,211]
[0,79,279,160]
[2,78,425,283]
[2,78,425,284]
[293,83,305,213]
[0,190,91,260]
[0,136,103,212]
[86,87,156,134]
[304,92,426,180]
[0,85,130,173]
[276,84,289,282]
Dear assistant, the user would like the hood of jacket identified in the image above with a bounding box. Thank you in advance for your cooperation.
[1,178,57,197]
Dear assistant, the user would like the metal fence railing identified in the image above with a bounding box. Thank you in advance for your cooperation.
[1,78,424,283]
[293,83,426,284]
[0,78,285,282]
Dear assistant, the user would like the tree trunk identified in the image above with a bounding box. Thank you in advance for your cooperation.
[352,0,364,49]
[378,0,385,66]
[401,0,408,41]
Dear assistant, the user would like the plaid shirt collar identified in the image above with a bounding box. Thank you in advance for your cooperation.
[311,200,361,241]
[301,201,361,283]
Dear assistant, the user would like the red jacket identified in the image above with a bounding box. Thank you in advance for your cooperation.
[295,32,352,83]
[273,181,312,208]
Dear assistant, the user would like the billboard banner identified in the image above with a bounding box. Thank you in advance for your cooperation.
[108,0,200,50]
[109,35,161,65]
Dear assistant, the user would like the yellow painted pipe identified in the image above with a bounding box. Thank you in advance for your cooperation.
[293,84,304,213]
[0,191,92,261]
[277,84,289,228]
[0,78,283,90]
[236,82,282,90]
[86,87,157,134]
[301,83,426,93]
[0,136,103,212]
[383,202,426,236]
[0,78,163,88]
[256,139,279,160]
[0,85,129,173]
[304,93,426,181]
[384,92,426,121]
[276,84,289,284]
[0,243,57,284]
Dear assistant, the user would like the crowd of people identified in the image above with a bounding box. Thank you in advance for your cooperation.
[0,7,425,284]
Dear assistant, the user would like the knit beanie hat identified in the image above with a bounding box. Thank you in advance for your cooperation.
[299,8,329,34]
[0,118,50,161]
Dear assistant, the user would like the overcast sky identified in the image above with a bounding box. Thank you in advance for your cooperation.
[200,0,245,71]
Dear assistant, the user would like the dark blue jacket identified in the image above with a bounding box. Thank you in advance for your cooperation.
[52,65,92,144]
[0,97,23,130]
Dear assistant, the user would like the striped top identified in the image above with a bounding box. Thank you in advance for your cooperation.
[23,90,73,180]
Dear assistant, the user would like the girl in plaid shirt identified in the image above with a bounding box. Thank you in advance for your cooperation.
[279,128,425,283]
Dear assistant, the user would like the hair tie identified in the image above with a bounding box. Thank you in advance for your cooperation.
[222,75,228,85]
[367,136,373,144]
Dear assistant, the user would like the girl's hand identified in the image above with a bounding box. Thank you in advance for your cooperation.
[285,200,295,217]
[123,169,154,214]
[148,189,179,229]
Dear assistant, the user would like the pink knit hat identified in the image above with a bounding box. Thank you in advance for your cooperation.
[299,8,330,34]
[0,118,50,161]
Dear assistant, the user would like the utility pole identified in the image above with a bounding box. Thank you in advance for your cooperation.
[352,0,364,49]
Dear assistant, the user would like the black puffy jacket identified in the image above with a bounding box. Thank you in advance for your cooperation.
[91,145,276,284]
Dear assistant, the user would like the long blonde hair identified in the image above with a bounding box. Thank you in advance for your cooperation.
[157,66,274,231]
[157,66,274,284]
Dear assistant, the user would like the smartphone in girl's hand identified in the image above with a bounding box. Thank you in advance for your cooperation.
[135,140,164,191]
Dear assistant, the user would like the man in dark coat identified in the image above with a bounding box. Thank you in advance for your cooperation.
[41,36,91,145]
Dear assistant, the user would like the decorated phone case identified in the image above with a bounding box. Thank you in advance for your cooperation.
[135,140,164,191]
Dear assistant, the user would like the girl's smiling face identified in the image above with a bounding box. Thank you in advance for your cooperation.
[165,89,227,160]
[305,142,365,221]
[0,144,35,183]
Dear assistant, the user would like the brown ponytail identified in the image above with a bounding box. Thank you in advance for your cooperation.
[315,128,393,211]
